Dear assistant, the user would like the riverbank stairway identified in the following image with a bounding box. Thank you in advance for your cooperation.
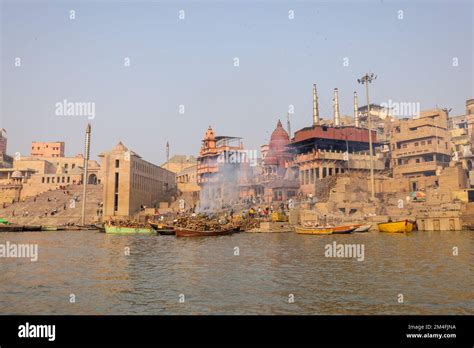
[0,184,103,226]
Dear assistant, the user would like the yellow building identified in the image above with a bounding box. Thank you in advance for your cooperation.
[99,142,176,217]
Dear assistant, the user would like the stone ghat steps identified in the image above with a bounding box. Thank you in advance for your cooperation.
[0,184,103,225]
[460,203,474,226]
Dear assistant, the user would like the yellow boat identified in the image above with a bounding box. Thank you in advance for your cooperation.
[378,220,416,233]
[295,226,333,235]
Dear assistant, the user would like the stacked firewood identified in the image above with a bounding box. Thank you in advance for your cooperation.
[107,219,150,228]
[237,218,260,232]
[174,216,229,231]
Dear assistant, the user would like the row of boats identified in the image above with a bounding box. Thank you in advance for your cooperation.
[295,220,416,235]
[104,221,235,237]
[103,219,417,237]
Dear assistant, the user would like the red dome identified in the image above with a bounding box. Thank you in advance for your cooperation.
[264,120,291,167]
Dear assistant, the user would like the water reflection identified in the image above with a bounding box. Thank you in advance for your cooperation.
[0,230,472,314]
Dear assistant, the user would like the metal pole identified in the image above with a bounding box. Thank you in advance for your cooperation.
[81,123,91,226]
[365,78,375,200]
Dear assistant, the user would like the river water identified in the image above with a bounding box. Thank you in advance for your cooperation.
[0,230,472,315]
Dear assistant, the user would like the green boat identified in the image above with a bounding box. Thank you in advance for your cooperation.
[0,218,10,225]
[104,225,156,234]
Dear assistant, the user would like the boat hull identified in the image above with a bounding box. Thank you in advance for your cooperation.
[0,225,24,232]
[354,224,372,233]
[149,222,176,235]
[41,226,58,231]
[175,228,234,237]
[105,226,156,234]
[332,227,357,234]
[295,226,333,235]
[378,220,415,233]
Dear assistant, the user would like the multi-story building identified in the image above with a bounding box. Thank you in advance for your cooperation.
[0,129,12,169]
[0,129,7,156]
[31,141,65,158]
[99,142,176,217]
[10,155,101,198]
[196,126,244,209]
[161,155,197,174]
[449,99,474,186]
[390,109,451,185]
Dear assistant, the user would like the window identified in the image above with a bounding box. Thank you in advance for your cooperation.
[115,159,120,168]
[427,140,432,144]
[414,142,419,147]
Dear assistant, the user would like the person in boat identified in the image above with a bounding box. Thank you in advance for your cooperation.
[388,217,393,222]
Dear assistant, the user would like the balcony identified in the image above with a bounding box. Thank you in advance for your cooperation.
[391,127,448,143]
[392,161,448,175]
[392,143,451,158]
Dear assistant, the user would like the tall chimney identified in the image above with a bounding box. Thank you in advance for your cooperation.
[312,84,319,125]
[354,91,359,127]
[333,88,340,126]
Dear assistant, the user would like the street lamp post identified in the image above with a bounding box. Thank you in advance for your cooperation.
[81,123,91,226]
[357,73,377,200]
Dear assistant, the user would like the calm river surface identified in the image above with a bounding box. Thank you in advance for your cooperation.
[0,230,472,315]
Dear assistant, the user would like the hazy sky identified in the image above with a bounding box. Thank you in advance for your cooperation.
[1,0,473,165]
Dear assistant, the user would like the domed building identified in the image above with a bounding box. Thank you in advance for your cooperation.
[263,120,292,181]
[261,120,299,203]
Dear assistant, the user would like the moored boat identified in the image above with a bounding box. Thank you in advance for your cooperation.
[332,227,357,234]
[0,224,24,232]
[105,225,156,234]
[175,228,234,237]
[354,224,372,233]
[41,226,58,231]
[23,225,42,231]
[378,220,415,233]
[295,226,333,235]
[331,224,359,234]
[149,221,175,235]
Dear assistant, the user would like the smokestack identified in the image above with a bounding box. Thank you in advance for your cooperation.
[312,84,319,125]
[354,91,359,127]
[333,88,340,126]
[166,141,170,162]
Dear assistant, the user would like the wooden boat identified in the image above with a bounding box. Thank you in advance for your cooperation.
[0,225,24,232]
[41,226,58,231]
[354,224,372,233]
[105,225,156,234]
[378,220,415,233]
[295,226,333,235]
[175,228,234,237]
[23,225,42,231]
[149,221,175,235]
[332,227,357,234]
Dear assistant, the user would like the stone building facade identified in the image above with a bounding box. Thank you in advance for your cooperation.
[389,109,451,183]
[100,142,176,217]
[31,141,65,158]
